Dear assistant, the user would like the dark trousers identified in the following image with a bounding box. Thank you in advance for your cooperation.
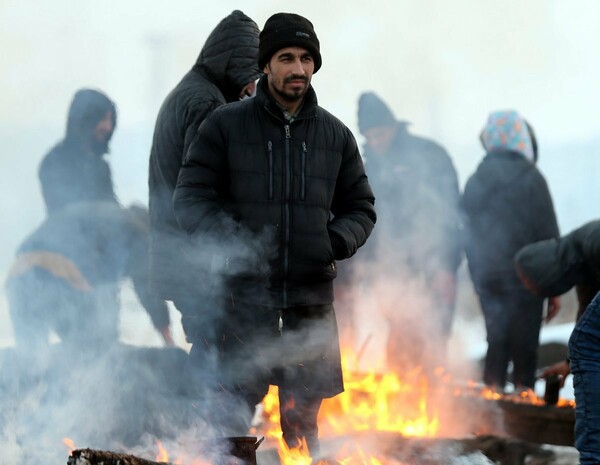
[6,268,119,354]
[478,287,544,389]
[184,301,342,457]
[569,292,600,465]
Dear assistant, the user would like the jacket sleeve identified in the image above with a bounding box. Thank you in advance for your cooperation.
[126,229,170,330]
[531,171,560,241]
[131,269,171,331]
[328,128,377,260]
[182,100,221,164]
[428,147,464,273]
[173,111,240,238]
[39,157,66,214]
[39,153,118,214]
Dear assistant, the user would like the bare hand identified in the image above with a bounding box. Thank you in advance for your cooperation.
[160,326,175,346]
[545,296,561,322]
[541,360,571,387]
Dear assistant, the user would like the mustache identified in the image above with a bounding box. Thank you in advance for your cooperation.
[284,74,309,84]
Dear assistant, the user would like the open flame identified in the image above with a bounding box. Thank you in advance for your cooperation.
[63,437,77,456]
[156,439,169,462]
[59,345,574,465]
[246,348,441,465]
[254,350,441,442]
[453,379,576,408]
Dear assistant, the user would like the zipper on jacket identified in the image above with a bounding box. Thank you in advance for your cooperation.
[268,141,274,200]
[301,142,307,201]
[278,309,283,335]
[283,124,292,309]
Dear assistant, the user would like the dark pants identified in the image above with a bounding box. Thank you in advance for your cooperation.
[478,287,544,389]
[6,268,119,355]
[569,292,600,465]
[174,294,221,345]
[184,300,343,457]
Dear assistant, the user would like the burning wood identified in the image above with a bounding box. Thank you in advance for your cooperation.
[450,383,575,446]
[67,448,173,465]
[255,431,557,465]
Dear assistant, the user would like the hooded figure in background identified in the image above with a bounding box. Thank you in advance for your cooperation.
[148,10,261,342]
[39,89,118,215]
[462,110,560,391]
[515,221,600,465]
[5,202,172,358]
[356,92,462,373]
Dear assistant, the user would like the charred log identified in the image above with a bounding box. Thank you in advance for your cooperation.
[312,431,557,465]
[67,448,172,465]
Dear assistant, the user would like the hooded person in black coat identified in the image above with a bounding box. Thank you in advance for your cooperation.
[462,110,560,391]
[356,92,462,373]
[148,10,261,342]
[39,89,118,215]
[173,13,376,456]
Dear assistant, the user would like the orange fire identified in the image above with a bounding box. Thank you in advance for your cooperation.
[62,437,77,456]
[60,344,575,465]
[275,434,396,465]
[255,350,440,443]
[156,439,169,462]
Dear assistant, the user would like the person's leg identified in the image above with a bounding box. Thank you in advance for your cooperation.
[479,290,511,390]
[569,294,600,465]
[186,297,274,437]
[509,290,543,389]
[276,304,343,458]
[279,388,323,457]
[5,269,52,356]
[174,293,222,346]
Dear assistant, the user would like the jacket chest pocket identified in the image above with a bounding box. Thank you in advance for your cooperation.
[267,140,308,201]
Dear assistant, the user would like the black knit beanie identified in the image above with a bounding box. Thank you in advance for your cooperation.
[358,92,396,134]
[259,13,321,73]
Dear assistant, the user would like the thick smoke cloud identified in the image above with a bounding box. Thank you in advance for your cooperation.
[0,1,596,463]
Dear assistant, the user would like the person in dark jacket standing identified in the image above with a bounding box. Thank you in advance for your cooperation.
[462,110,560,392]
[514,220,600,465]
[5,202,173,357]
[173,13,376,456]
[39,89,118,215]
[356,92,462,373]
[148,10,261,343]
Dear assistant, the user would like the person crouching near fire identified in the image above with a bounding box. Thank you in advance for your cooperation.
[173,12,376,457]
[515,220,600,465]
[5,202,173,363]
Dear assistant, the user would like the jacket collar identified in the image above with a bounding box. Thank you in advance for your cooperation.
[255,75,318,122]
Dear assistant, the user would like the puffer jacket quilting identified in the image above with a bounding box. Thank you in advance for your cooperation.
[174,76,376,308]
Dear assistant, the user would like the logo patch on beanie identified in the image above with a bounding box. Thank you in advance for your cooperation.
[296,31,310,38]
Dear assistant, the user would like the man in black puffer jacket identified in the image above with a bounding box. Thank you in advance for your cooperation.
[462,110,559,392]
[148,10,261,341]
[39,89,118,215]
[174,13,376,456]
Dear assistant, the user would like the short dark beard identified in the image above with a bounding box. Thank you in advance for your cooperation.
[272,74,309,102]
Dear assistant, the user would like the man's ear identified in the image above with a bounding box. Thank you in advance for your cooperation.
[263,63,270,75]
